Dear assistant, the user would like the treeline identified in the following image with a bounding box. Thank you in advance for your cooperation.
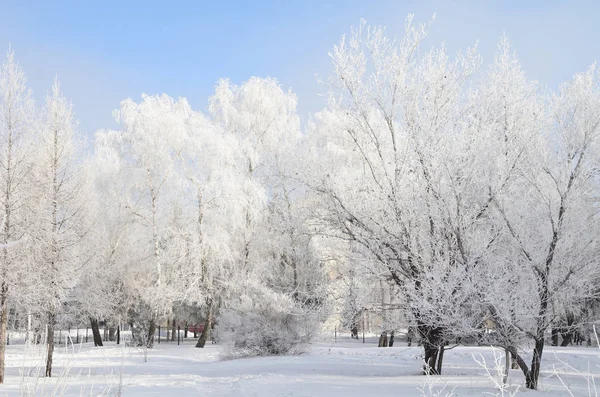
[1,16,600,391]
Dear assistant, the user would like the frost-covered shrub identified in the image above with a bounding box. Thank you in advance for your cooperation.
[218,294,318,359]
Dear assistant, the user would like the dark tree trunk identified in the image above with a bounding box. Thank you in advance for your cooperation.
[109,326,116,341]
[526,338,544,390]
[90,318,103,347]
[378,331,388,347]
[510,351,519,369]
[551,328,559,346]
[506,339,545,390]
[389,331,395,347]
[34,324,42,345]
[171,318,176,341]
[560,330,572,347]
[418,324,443,375]
[0,287,8,384]
[503,349,510,385]
[560,312,575,347]
[436,345,445,375]
[196,302,213,348]
[424,345,439,374]
[45,313,56,377]
[407,326,414,347]
[146,319,156,348]
[116,325,120,345]
[506,346,532,386]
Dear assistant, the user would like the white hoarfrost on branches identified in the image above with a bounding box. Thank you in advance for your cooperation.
[0,14,600,394]
[31,78,92,377]
[0,47,36,384]
[302,16,600,389]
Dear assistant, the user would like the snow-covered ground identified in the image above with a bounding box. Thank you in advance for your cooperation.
[1,335,599,396]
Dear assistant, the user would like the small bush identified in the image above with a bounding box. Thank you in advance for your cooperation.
[218,301,316,359]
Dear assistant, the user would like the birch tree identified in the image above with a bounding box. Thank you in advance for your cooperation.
[208,77,324,351]
[175,112,247,348]
[76,135,135,347]
[104,94,194,347]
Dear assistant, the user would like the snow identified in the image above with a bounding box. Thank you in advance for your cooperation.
[1,336,599,396]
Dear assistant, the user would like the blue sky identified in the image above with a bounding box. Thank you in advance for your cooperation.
[0,0,598,141]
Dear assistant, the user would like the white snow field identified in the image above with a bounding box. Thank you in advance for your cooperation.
[1,335,599,396]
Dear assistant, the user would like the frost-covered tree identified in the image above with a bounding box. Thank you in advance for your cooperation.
[208,77,325,354]
[101,94,192,347]
[0,49,34,384]
[306,17,600,389]
[209,77,299,275]
[166,108,246,348]
[30,79,91,377]
[0,15,596,391]
[304,16,483,374]
[480,62,600,389]
[77,133,135,346]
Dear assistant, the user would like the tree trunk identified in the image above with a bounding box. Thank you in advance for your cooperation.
[418,324,443,375]
[146,319,156,348]
[560,313,575,347]
[45,314,56,377]
[503,349,510,386]
[389,331,395,347]
[506,346,532,386]
[117,325,120,345]
[551,328,559,346]
[0,287,7,384]
[378,331,388,347]
[109,326,117,341]
[436,345,445,375]
[424,345,439,374]
[90,318,103,347]
[511,351,519,369]
[196,302,213,348]
[26,311,32,345]
[560,330,572,347]
[171,318,176,341]
[34,322,42,345]
[526,338,544,390]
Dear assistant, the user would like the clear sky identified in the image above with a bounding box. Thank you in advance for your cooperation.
[0,0,598,141]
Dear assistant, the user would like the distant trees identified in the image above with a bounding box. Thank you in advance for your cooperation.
[84,79,319,353]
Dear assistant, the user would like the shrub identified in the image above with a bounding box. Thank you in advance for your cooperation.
[218,297,317,359]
